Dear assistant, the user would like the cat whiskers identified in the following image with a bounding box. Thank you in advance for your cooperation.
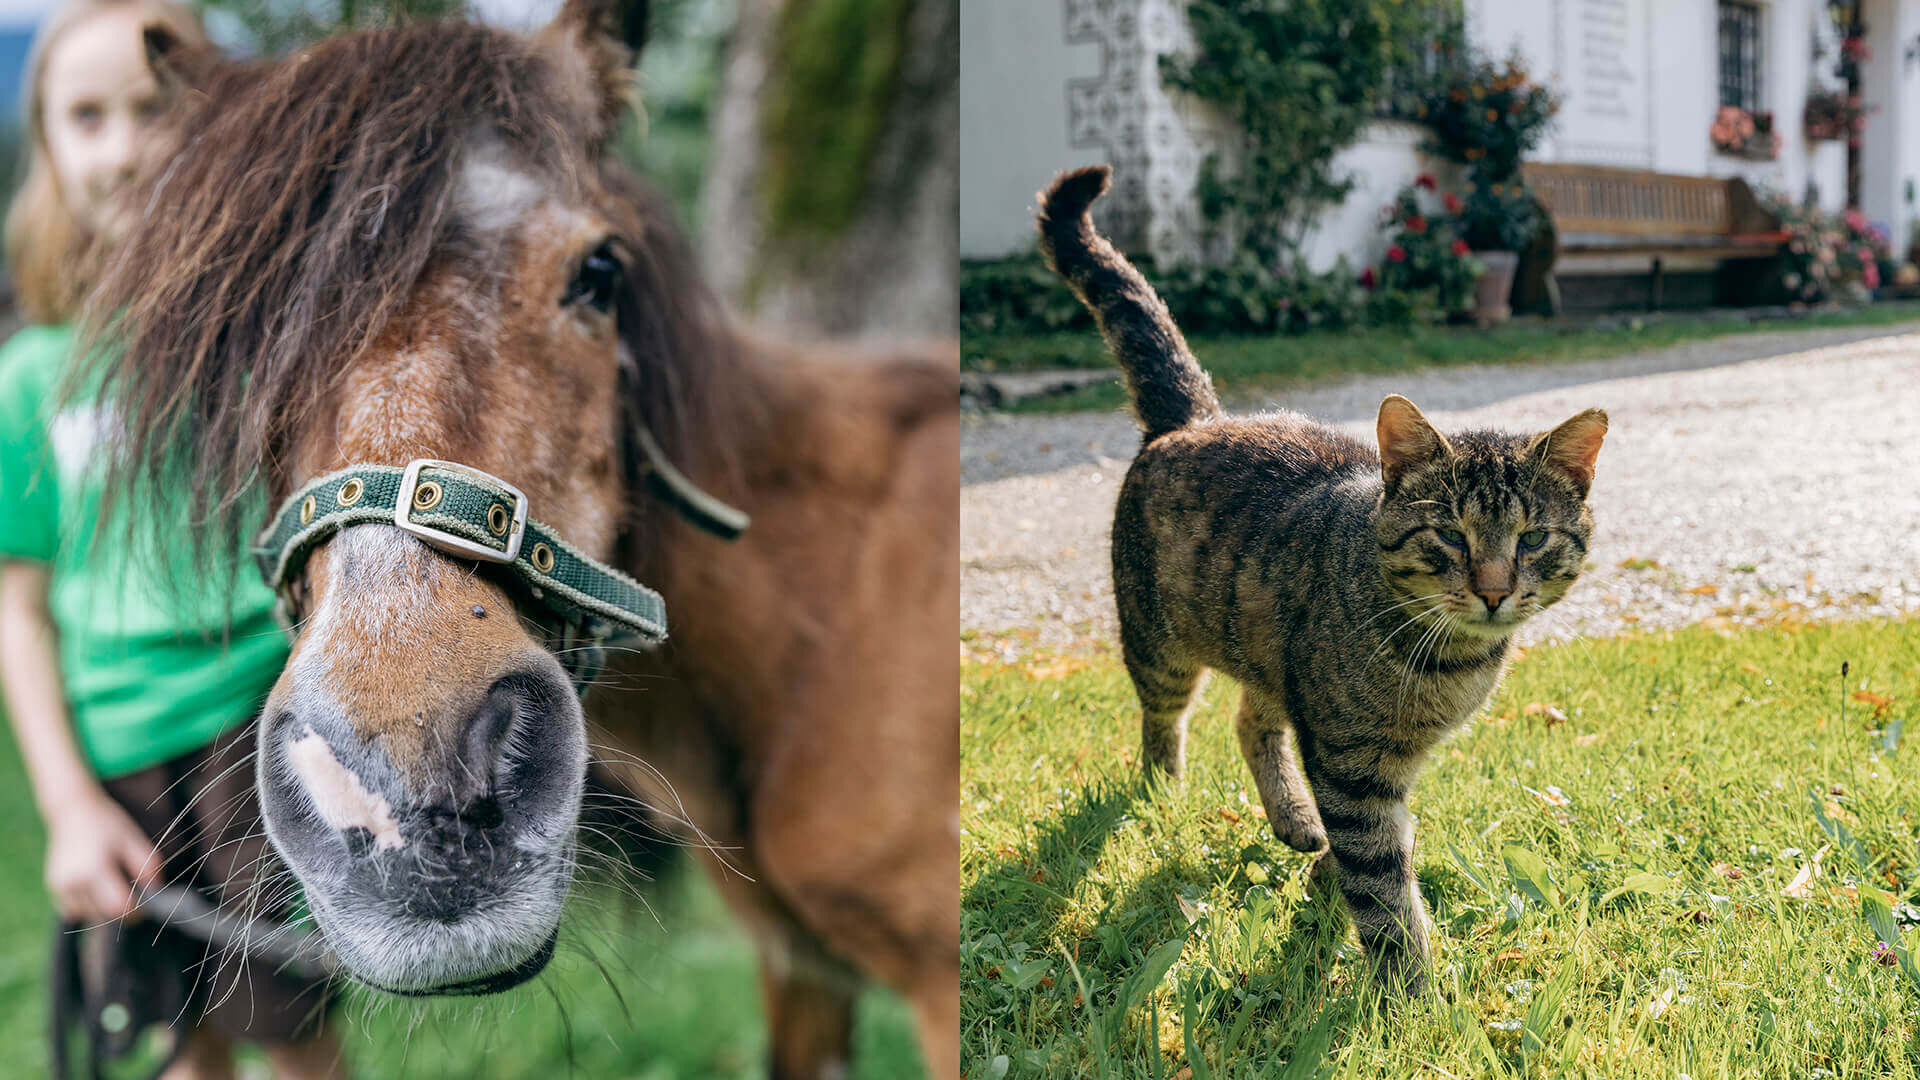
[1365,599,1451,671]
[1346,591,1451,644]
[1394,605,1459,721]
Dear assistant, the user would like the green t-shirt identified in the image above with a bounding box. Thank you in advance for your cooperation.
[0,324,289,779]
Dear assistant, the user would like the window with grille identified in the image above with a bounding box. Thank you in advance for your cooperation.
[1719,1,1765,112]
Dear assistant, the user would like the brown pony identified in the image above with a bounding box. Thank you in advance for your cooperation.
[82,4,958,1077]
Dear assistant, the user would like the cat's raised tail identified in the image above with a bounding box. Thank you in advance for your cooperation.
[1037,165,1221,438]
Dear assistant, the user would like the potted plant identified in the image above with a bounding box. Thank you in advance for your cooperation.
[1454,180,1539,325]
[1804,89,1870,144]
[1416,49,1560,326]
[1710,105,1781,160]
[1362,175,1483,323]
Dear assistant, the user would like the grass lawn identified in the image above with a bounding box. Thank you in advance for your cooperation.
[962,302,1920,414]
[0,724,926,1079]
[962,620,1920,1078]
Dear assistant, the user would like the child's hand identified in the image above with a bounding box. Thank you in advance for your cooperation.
[44,792,165,923]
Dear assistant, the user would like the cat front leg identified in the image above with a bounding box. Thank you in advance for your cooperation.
[1302,754,1431,992]
[1235,690,1326,853]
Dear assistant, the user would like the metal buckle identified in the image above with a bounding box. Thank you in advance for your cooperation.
[394,459,528,564]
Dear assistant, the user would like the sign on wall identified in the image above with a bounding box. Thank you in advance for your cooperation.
[1554,0,1655,167]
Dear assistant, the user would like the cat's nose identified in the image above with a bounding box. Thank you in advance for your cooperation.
[1475,588,1510,613]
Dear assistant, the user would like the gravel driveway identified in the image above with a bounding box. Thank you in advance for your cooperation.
[962,323,1920,650]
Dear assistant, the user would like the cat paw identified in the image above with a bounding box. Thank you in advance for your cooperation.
[1271,815,1327,854]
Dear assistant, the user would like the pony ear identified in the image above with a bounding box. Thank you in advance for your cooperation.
[1376,395,1451,487]
[142,24,215,94]
[1526,408,1608,491]
[539,0,650,141]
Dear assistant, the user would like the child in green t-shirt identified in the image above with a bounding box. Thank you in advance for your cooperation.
[0,3,342,1077]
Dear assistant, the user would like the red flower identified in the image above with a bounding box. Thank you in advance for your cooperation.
[1358,267,1377,289]
[1387,245,1408,263]
[1415,173,1437,191]
[1442,192,1463,213]
[1451,239,1471,256]
[1406,215,1428,234]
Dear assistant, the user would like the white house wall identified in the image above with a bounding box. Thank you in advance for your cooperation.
[962,0,1898,268]
[1860,0,1920,254]
[959,1,1104,259]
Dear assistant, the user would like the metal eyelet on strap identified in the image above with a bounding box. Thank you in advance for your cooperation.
[530,542,555,574]
[411,480,443,512]
[300,495,316,525]
[337,478,364,507]
[487,503,510,536]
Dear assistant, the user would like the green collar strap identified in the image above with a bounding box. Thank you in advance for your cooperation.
[256,460,669,665]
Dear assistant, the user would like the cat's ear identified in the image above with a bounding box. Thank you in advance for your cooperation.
[1377,395,1451,487]
[1527,408,1608,491]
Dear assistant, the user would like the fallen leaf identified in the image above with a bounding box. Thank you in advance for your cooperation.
[1523,703,1569,726]
[1618,557,1662,570]
[1023,657,1087,681]
[1853,691,1894,718]
[1784,862,1815,898]
[1714,862,1745,881]
[1496,949,1526,963]
[1740,663,1763,675]
[1176,894,1203,925]
[1686,584,1719,596]
[1526,785,1571,808]
[1824,800,1855,824]
[1574,732,1603,747]
[1218,806,1242,824]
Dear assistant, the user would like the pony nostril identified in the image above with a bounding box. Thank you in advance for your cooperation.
[466,796,504,831]
[463,672,559,776]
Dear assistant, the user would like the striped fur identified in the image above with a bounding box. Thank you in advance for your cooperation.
[1041,168,1607,990]
[1036,166,1220,437]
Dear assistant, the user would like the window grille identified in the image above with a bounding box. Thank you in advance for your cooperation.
[1718,1,1765,112]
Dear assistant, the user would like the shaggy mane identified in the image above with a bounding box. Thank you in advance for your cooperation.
[80,18,743,581]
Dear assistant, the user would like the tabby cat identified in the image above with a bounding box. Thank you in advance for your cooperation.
[1036,165,1607,988]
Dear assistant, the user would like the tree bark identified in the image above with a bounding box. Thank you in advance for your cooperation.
[700,0,957,340]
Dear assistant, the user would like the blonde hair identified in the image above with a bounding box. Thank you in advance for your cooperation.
[4,0,209,325]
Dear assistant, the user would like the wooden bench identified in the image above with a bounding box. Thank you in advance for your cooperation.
[1517,163,1788,312]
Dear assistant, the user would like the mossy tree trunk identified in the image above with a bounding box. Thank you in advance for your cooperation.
[700,0,957,339]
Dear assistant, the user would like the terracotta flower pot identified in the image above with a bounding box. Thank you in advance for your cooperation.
[1472,250,1519,327]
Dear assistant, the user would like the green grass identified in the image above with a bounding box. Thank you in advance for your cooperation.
[963,620,1920,1078]
[0,730,926,1079]
[962,302,1920,414]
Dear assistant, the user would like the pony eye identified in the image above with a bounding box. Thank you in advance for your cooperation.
[1436,528,1467,548]
[563,243,623,313]
[1518,529,1548,551]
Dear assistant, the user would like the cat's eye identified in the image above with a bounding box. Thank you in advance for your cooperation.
[1518,529,1548,551]
[1436,528,1467,548]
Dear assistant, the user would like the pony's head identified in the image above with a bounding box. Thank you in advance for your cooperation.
[89,0,738,993]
